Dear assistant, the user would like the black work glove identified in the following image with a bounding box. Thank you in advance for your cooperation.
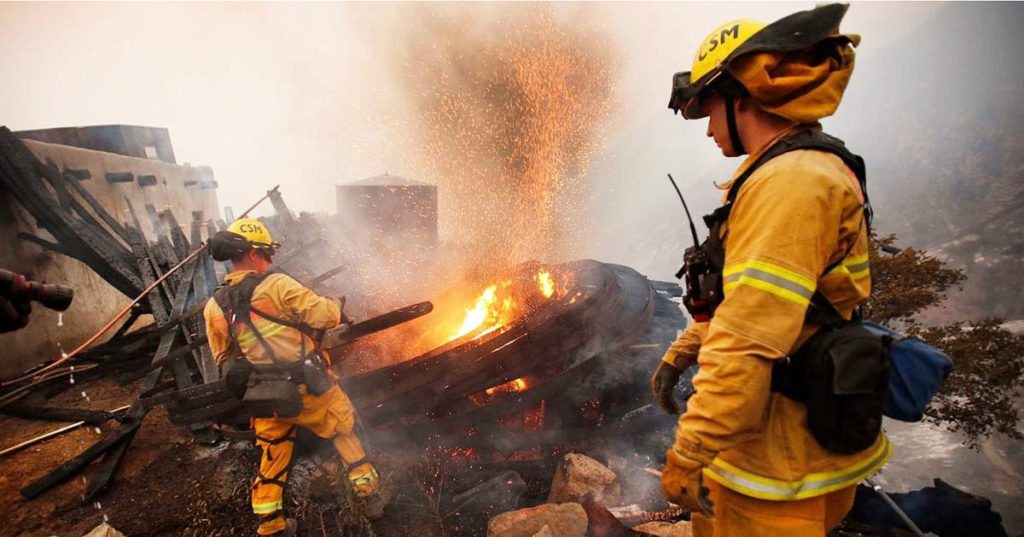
[652,360,684,415]
[336,296,354,325]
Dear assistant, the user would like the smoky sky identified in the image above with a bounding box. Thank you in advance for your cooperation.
[0,2,942,261]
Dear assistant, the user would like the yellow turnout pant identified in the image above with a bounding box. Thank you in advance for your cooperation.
[251,384,379,535]
[691,479,856,537]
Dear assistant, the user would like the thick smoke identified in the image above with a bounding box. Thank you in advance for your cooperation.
[389,5,617,267]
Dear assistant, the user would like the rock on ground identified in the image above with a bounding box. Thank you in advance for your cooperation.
[531,525,557,537]
[82,524,126,537]
[634,520,693,537]
[487,502,588,537]
[547,452,622,506]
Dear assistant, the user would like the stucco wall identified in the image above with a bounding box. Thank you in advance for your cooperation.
[0,139,219,378]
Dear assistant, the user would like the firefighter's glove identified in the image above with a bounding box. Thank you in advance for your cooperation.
[661,449,714,518]
[336,296,354,325]
[651,360,685,415]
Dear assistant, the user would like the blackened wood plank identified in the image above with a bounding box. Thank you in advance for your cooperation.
[83,425,137,500]
[0,130,142,297]
[60,165,132,243]
[0,405,124,424]
[19,416,141,499]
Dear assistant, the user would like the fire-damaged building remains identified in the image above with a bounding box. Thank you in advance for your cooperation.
[0,122,698,535]
[0,123,1010,537]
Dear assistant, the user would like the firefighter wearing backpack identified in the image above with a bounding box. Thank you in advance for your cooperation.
[653,5,891,536]
[204,218,383,537]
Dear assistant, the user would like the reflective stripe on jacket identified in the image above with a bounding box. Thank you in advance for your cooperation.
[671,126,889,501]
[204,270,342,366]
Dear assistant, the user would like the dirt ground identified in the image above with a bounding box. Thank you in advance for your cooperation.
[0,376,914,537]
[0,377,561,537]
[0,378,254,537]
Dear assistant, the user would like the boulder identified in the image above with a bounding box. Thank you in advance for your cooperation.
[634,520,693,537]
[82,524,125,537]
[531,526,556,537]
[487,502,588,537]
[547,452,622,506]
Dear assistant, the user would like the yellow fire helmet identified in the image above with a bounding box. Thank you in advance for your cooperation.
[226,218,277,250]
[669,3,852,120]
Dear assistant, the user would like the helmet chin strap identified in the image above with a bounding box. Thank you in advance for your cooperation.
[724,94,747,155]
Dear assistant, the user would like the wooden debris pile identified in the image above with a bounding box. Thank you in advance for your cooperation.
[0,124,415,501]
[0,125,226,500]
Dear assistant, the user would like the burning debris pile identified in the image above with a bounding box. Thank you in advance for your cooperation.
[153,258,682,454]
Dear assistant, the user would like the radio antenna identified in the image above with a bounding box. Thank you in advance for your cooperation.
[667,173,701,246]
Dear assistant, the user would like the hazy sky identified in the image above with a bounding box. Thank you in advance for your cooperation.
[0,1,952,278]
[0,2,939,213]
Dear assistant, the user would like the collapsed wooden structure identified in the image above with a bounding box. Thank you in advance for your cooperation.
[0,126,331,499]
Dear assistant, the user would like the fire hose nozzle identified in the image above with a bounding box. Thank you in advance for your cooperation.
[0,269,75,312]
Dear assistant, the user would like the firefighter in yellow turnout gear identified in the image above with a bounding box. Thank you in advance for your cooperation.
[204,218,382,536]
[655,5,890,536]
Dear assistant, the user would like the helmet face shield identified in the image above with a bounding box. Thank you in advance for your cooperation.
[668,70,716,120]
[668,71,692,115]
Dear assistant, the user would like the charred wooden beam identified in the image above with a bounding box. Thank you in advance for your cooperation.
[0,127,143,297]
[321,301,434,351]
[119,338,207,384]
[16,231,78,258]
[83,425,137,501]
[20,414,142,499]
[0,405,125,424]
[188,212,218,382]
[39,157,130,255]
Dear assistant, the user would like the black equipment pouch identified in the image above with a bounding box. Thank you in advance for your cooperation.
[243,368,302,418]
[224,355,253,401]
[772,292,893,454]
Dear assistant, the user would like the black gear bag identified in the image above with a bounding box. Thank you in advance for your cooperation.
[772,294,893,454]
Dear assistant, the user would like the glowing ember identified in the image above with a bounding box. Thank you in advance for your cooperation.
[485,377,529,396]
[395,7,616,264]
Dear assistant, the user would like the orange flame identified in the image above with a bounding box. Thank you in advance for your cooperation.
[448,269,567,342]
[452,281,516,340]
[537,270,555,298]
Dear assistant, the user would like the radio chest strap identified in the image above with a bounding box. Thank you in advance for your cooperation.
[687,128,870,325]
[213,273,324,367]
